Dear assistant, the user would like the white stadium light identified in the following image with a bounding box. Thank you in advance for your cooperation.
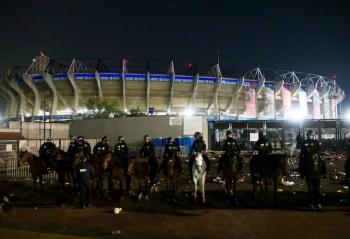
[345,110,350,121]
[183,108,194,117]
[288,107,306,121]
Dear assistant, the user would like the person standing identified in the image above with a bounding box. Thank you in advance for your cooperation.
[76,155,94,209]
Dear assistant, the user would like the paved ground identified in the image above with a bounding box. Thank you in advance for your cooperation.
[1,154,350,238]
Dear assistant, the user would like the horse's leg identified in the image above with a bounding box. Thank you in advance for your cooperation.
[39,175,44,192]
[193,177,197,202]
[264,177,268,201]
[33,176,37,193]
[252,175,256,198]
[273,177,278,203]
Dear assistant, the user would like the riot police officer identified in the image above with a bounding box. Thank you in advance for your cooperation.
[218,130,241,173]
[254,131,272,156]
[140,135,157,187]
[67,135,78,160]
[188,132,210,179]
[114,136,130,190]
[299,129,326,209]
[39,138,57,172]
[76,136,91,158]
[160,137,182,175]
[93,136,110,156]
[76,155,94,209]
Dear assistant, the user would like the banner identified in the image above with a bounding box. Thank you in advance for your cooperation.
[312,90,321,119]
[244,82,256,119]
[281,85,291,119]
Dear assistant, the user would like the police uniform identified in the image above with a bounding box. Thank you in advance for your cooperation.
[188,138,210,177]
[299,138,326,206]
[254,136,272,156]
[67,140,78,159]
[160,140,182,174]
[218,137,241,172]
[93,141,110,156]
[39,140,57,170]
[140,140,158,185]
[76,159,94,208]
[114,140,130,190]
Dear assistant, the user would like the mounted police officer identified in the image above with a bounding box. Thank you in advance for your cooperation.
[299,129,326,209]
[254,131,272,157]
[67,135,78,160]
[39,138,56,172]
[218,130,241,173]
[76,155,94,209]
[76,136,90,153]
[160,137,182,175]
[140,134,158,187]
[188,132,210,179]
[93,136,110,157]
[114,136,130,190]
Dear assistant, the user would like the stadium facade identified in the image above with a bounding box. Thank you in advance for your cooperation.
[0,55,345,121]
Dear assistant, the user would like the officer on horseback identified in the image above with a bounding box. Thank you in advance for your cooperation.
[218,130,241,173]
[114,136,130,190]
[39,138,56,172]
[67,135,78,159]
[140,134,158,187]
[254,131,272,156]
[76,136,91,156]
[160,137,182,174]
[299,129,326,209]
[93,136,110,156]
[188,132,210,179]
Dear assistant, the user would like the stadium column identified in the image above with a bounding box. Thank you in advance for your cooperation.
[207,64,222,116]
[189,73,199,109]
[306,84,318,119]
[67,59,81,112]
[0,83,18,117]
[122,59,127,112]
[319,85,330,119]
[225,77,244,119]
[5,76,30,116]
[275,80,284,119]
[168,61,175,113]
[255,76,265,120]
[0,91,10,118]
[22,73,41,116]
[95,71,103,98]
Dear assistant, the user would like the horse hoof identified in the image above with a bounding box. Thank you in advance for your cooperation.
[145,195,149,200]
[138,194,143,201]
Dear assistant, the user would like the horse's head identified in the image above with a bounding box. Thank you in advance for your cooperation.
[102,153,113,170]
[73,151,84,166]
[18,149,33,167]
[127,158,135,175]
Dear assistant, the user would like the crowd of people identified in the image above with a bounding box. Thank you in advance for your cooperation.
[36,128,331,209]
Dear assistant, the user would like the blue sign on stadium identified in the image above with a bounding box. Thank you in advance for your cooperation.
[100,73,121,80]
[75,73,95,80]
[53,73,68,81]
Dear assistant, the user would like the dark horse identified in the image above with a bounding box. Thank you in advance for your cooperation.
[128,157,150,200]
[91,152,114,198]
[250,152,287,202]
[163,154,181,201]
[221,154,240,204]
[18,150,74,192]
[102,154,127,194]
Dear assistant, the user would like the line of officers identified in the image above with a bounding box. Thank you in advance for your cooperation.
[39,129,325,208]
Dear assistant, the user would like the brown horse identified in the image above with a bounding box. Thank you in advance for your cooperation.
[18,150,45,192]
[90,152,114,198]
[102,154,127,194]
[163,155,181,201]
[250,152,287,202]
[221,154,240,205]
[128,157,150,200]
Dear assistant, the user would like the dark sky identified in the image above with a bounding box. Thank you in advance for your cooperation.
[1,0,349,107]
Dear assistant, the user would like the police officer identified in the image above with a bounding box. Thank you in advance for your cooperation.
[160,137,182,175]
[296,131,304,150]
[188,132,210,179]
[39,138,57,172]
[254,131,272,156]
[76,155,94,209]
[93,136,110,156]
[76,136,91,156]
[67,135,78,160]
[299,129,326,209]
[218,130,241,173]
[140,135,158,187]
[114,136,130,190]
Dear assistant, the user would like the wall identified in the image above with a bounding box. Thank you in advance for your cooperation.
[9,121,70,139]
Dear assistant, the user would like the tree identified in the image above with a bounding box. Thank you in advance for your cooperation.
[85,97,118,119]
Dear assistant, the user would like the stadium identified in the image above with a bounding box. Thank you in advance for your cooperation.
[0,54,345,121]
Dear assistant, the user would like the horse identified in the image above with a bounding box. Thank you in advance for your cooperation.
[192,153,207,203]
[250,152,287,202]
[90,152,114,198]
[163,154,181,201]
[18,150,46,192]
[221,153,240,204]
[102,154,127,194]
[127,157,150,200]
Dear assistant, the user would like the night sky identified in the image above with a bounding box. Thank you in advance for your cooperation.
[1,0,349,108]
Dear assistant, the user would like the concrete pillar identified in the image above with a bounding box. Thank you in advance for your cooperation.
[22,73,41,116]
